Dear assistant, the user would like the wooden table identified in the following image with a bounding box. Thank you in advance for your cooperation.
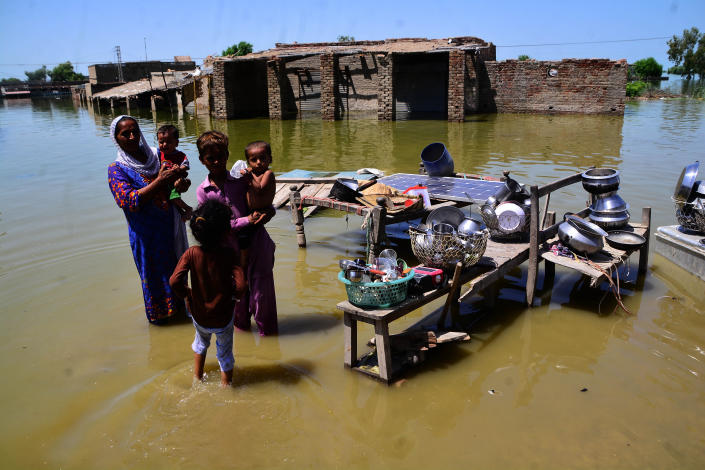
[540,209,651,287]
[337,238,531,383]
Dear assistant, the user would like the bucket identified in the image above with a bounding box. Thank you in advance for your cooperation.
[421,142,454,177]
[328,178,361,202]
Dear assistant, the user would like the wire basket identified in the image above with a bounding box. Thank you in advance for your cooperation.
[338,269,415,308]
[673,197,705,234]
[409,227,489,269]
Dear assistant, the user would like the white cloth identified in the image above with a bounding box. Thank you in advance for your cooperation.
[110,115,160,176]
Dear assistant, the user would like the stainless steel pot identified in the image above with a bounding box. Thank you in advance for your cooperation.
[457,217,486,236]
[589,191,629,213]
[673,161,699,202]
[558,220,604,255]
[492,176,524,203]
[581,168,620,194]
[588,210,631,230]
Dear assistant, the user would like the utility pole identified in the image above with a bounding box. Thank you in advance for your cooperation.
[114,46,124,83]
[144,37,148,61]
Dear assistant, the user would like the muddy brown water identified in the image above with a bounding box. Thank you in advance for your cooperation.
[1,97,704,469]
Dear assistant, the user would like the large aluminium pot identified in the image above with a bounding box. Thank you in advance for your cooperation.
[588,210,631,230]
[673,161,699,202]
[581,168,620,194]
[557,219,604,255]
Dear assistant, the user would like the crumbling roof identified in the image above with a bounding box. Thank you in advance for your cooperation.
[219,36,492,61]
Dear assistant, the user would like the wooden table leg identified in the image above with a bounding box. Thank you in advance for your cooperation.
[526,185,540,306]
[343,313,357,368]
[638,207,651,275]
[368,198,388,264]
[289,185,307,248]
[374,320,393,383]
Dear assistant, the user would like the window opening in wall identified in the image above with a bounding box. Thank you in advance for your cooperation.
[548,68,558,77]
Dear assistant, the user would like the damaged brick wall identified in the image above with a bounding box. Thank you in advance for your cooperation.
[483,59,627,114]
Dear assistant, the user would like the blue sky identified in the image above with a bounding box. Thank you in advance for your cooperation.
[1,0,703,79]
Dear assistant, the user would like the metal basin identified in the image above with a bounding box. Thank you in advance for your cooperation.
[581,168,620,194]
[426,206,465,230]
[605,231,646,252]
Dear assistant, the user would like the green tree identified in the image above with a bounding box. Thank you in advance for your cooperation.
[222,41,253,56]
[1,77,23,84]
[24,65,47,82]
[517,54,531,61]
[47,62,86,82]
[667,27,705,79]
[626,80,647,97]
[337,35,355,42]
[631,57,663,79]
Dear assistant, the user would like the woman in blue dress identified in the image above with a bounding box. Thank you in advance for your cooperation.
[107,115,189,324]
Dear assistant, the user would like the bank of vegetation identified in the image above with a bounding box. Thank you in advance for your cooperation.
[625,27,704,100]
[1,61,86,85]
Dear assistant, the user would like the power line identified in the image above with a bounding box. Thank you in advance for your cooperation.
[0,58,207,66]
[0,36,674,66]
[497,36,671,48]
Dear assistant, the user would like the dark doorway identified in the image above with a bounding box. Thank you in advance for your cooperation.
[394,53,448,120]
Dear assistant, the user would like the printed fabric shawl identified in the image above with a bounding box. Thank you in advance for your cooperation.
[110,115,160,176]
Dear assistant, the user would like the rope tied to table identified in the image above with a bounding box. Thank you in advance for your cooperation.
[549,242,633,315]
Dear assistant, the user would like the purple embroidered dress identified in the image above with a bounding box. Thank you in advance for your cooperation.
[197,174,278,335]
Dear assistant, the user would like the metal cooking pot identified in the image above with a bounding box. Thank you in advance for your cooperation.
[582,168,620,194]
[558,220,604,255]
[492,176,524,203]
[565,214,608,238]
[673,161,699,202]
[457,217,486,236]
[480,204,499,230]
[588,210,631,230]
[589,192,629,213]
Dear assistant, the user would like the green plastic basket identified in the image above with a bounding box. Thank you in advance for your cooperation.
[338,269,415,308]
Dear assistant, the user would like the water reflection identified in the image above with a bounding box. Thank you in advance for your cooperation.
[3,97,705,469]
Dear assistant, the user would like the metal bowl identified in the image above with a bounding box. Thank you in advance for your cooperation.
[426,206,465,230]
[605,231,646,252]
[457,217,486,236]
[673,161,699,202]
[581,168,620,194]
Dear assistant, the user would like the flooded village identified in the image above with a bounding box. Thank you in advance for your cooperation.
[2,21,705,470]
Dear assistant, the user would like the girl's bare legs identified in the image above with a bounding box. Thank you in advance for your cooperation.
[194,353,206,381]
[221,369,233,387]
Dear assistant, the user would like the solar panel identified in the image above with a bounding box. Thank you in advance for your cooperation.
[377,173,504,203]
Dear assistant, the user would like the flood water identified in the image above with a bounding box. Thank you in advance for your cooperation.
[1,96,704,469]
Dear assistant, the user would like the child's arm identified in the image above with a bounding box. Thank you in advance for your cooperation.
[169,249,193,303]
[247,170,276,212]
[172,198,193,220]
[249,170,275,196]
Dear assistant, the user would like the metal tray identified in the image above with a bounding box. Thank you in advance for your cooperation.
[605,231,646,251]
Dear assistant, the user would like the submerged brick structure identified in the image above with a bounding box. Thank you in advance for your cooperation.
[210,37,627,121]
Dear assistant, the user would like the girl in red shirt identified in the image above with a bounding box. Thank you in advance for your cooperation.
[170,200,245,386]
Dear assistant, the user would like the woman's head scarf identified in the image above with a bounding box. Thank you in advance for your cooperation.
[110,115,160,176]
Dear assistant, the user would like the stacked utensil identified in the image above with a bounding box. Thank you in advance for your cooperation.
[582,168,630,230]
[673,161,705,234]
